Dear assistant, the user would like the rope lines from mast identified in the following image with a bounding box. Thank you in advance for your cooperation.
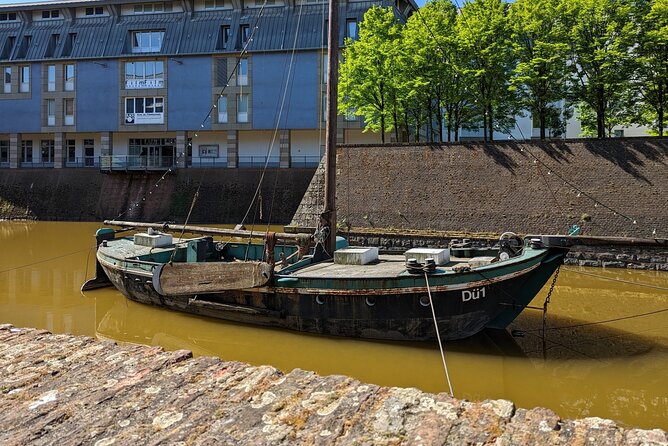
[424,272,455,397]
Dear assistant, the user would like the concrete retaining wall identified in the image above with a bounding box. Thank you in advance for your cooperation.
[0,168,315,224]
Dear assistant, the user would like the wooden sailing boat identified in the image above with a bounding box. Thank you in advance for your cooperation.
[82,0,575,341]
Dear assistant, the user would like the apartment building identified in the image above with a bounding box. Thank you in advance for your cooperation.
[0,0,416,170]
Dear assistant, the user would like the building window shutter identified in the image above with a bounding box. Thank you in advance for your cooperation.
[216,58,227,87]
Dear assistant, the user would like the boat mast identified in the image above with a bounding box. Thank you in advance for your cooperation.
[323,0,339,256]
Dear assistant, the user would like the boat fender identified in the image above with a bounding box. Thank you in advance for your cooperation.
[152,264,165,295]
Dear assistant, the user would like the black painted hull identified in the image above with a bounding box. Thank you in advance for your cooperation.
[99,249,565,341]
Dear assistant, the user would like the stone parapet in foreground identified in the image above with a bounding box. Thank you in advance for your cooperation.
[0,325,666,445]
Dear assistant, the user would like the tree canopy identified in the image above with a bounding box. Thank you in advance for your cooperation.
[338,0,667,140]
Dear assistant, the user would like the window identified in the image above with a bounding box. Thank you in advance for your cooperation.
[46,99,55,126]
[125,60,164,88]
[0,12,17,21]
[3,67,10,94]
[0,140,8,163]
[62,33,76,57]
[239,25,249,48]
[125,97,164,124]
[19,65,29,92]
[217,95,227,123]
[17,36,31,59]
[237,58,248,86]
[45,34,60,58]
[21,140,32,163]
[1,36,15,60]
[237,94,248,123]
[218,25,230,49]
[346,19,358,40]
[41,140,54,163]
[41,10,60,19]
[47,65,56,91]
[132,31,164,54]
[64,99,74,125]
[66,139,76,163]
[83,139,94,167]
[255,0,275,5]
[322,54,327,84]
[64,64,75,91]
[204,0,225,9]
[85,7,104,15]
[133,3,172,14]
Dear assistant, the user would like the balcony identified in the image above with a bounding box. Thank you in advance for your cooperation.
[290,156,320,168]
[100,155,176,172]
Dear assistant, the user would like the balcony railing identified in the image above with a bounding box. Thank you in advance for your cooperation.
[100,155,177,171]
[19,161,55,168]
[290,156,321,168]
[66,157,100,168]
[238,156,280,168]
[188,159,228,168]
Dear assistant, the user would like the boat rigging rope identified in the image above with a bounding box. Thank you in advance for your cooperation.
[169,184,201,264]
[0,247,93,275]
[424,272,454,397]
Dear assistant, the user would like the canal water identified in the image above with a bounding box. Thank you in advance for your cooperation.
[1,221,668,430]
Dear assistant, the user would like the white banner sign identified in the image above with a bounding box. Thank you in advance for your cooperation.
[125,113,164,125]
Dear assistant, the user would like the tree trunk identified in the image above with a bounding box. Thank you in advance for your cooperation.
[596,86,606,139]
[381,112,386,143]
[487,104,494,142]
[446,106,453,143]
[392,100,399,143]
[539,107,546,140]
[658,83,664,137]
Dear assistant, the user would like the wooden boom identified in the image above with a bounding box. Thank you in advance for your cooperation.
[103,220,313,245]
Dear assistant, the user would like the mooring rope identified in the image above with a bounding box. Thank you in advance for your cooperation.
[563,267,668,292]
[424,272,454,397]
[0,247,92,275]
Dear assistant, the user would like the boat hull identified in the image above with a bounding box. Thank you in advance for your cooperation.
[98,248,565,341]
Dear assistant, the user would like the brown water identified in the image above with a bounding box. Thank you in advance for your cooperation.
[1,221,668,430]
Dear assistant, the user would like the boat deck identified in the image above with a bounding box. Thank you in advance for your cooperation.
[288,254,477,279]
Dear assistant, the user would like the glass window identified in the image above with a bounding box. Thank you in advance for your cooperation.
[217,95,227,123]
[346,19,358,40]
[64,64,75,91]
[42,10,59,19]
[237,58,248,86]
[204,0,225,9]
[125,61,164,88]
[0,140,9,163]
[41,140,54,163]
[21,140,33,163]
[132,31,164,53]
[237,94,248,123]
[239,25,249,47]
[19,65,29,92]
[47,65,56,91]
[86,7,104,15]
[3,67,10,94]
[66,139,75,163]
[64,98,74,125]
[0,13,18,21]
[46,99,55,126]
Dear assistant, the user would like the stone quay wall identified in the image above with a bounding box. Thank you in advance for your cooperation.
[0,168,315,224]
[342,230,668,271]
[291,138,668,240]
[1,325,666,445]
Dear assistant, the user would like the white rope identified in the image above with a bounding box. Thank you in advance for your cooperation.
[424,272,454,397]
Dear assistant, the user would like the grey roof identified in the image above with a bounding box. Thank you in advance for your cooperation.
[0,0,415,62]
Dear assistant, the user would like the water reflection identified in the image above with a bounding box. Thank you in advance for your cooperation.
[1,221,668,430]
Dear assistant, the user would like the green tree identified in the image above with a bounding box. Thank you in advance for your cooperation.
[509,0,570,139]
[633,0,668,136]
[457,0,516,142]
[338,6,402,142]
[564,0,635,138]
